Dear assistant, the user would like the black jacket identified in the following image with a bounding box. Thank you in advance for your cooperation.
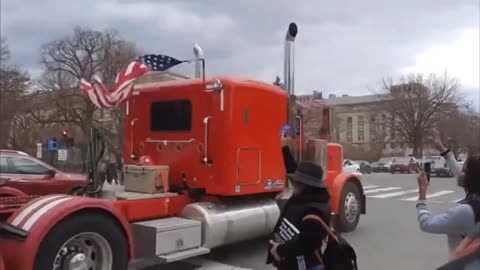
[267,146,331,270]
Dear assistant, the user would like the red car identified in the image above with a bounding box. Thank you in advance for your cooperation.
[0,150,86,196]
[390,157,421,174]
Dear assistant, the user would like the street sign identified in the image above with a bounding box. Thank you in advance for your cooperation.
[36,143,42,159]
[47,139,58,151]
[58,149,68,161]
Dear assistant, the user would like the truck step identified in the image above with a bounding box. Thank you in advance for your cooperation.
[157,247,210,263]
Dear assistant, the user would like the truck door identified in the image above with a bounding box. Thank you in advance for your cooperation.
[237,148,261,185]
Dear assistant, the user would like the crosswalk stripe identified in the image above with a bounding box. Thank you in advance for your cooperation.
[401,190,456,201]
[368,189,419,198]
[364,187,402,194]
[362,185,379,190]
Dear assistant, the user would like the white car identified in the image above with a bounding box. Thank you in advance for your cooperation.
[343,159,361,174]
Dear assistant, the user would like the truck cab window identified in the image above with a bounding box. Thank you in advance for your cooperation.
[151,100,192,132]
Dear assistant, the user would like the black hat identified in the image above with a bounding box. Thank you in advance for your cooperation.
[288,161,325,188]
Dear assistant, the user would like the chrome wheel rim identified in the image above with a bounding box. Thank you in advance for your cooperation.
[344,192,360,224]
[53,232,112,270]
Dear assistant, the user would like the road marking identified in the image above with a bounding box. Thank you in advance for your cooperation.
[364,187,402,194]
[362,185,379,190]
[401,190,456,201]
[451,198,464,203]
[368,189,419,198]
[187,258,253,270]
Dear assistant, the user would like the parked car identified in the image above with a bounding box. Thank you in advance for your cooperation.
[0,150,86,195]
[353,160,372,174]
[390,157,421,174]
[343,159,360,173]
[371,157,394,172]
[422,155,454,177]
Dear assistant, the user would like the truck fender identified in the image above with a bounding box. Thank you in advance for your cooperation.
[2,195,134,270]
[0,186,26,197]
[328,173,364,214]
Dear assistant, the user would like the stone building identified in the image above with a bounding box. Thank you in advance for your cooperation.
[297,92,412,160]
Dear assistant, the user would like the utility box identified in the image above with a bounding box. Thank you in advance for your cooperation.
[124,165,169,194]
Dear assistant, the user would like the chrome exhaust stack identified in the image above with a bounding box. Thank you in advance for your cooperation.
[284,23,298,141]
[193,42,204,79]
[284,22,298,96]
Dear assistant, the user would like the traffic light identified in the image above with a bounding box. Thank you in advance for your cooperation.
[60,129,74,148]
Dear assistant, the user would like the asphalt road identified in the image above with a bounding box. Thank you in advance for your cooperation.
[134,172,466,270]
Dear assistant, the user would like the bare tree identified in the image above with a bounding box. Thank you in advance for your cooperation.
[437,110,468,156]
[378,72,463,157]
[0,40,31,147]
[35,27,140,162]
[0,38,10,64]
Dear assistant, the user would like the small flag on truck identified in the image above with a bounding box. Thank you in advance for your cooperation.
[138,54,185,71]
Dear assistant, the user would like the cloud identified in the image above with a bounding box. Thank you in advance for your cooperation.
[1,0,478,108]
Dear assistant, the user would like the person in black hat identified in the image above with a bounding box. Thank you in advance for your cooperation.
[266,135,331,270]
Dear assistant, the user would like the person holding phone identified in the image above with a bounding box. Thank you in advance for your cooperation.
[414,129,480,269]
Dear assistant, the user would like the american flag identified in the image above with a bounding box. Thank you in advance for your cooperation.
[79,61,150,109]
[311,91,326,107]
[139,54,184,71]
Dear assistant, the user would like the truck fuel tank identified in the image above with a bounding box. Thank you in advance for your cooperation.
[179,198,280,249]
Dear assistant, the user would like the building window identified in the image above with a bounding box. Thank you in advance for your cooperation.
[390,118,395,140]
[357,116,364,141]
[346,116,353,142]
[150,100,192,132]
[369,116,376,139]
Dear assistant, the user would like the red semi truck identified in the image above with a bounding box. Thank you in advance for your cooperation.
[0,22,365,270]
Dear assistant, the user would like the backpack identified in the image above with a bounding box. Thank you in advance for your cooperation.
[436,237,480,270]
[303,214,359,270]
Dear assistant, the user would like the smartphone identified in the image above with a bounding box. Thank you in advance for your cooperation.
[279,124,295,137]
[424,162,431,182]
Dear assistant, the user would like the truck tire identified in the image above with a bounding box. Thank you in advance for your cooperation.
[337,182,361,232]
[33,212,129,270]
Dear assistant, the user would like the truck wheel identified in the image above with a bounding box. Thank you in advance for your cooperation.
[33,212,129,270]
[337,182,361,233]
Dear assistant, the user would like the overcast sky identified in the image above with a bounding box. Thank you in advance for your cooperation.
[2,0,479,110]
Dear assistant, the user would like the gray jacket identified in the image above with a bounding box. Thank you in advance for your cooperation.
[416,151,480,269]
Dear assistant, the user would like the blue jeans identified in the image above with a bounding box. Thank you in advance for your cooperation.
[308,265,325,270]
